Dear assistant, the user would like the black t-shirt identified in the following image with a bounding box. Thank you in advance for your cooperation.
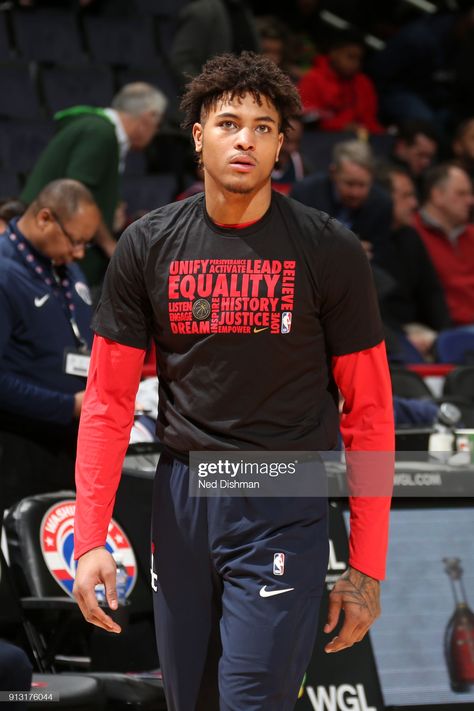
[93,191,383,454]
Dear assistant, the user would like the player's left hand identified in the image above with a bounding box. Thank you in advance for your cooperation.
[324,566,380,653]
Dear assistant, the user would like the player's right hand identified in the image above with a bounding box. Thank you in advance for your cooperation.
[73,546,121,633]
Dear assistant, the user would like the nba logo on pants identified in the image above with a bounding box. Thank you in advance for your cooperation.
[273,552,285,576]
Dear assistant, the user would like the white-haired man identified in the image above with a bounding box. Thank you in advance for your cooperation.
[21,82,168,291]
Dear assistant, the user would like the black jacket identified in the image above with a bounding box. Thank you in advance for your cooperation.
[290,173,394,270]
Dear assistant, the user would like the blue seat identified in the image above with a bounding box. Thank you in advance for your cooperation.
[0,11,13,61]
[0,170,21,197]
[41,64,115,115]
[84,15,159,67]
[121,174,177,216]
[300,130,356,173]
[12,10,86,64]
[0,62,42,119]
[436,326,474,365]
[117,62,180,105]
[0,119,54,175]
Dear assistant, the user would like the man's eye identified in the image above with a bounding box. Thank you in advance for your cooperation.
[219,121,236,129]
[256,125,271,133]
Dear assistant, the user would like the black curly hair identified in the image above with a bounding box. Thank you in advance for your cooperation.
[180,51,302,137]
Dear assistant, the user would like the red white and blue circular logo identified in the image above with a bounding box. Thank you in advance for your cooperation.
[40,500,137,598]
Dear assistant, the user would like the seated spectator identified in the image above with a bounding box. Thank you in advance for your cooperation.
[391,120,439,197]
[255,15,301,82]
[271,116,314,193]
[298,29,384,134]
[21,83,167,295]
[452,117,474,185]
[368,10,474,133]
[414,163,474,326]
[0,179,100,510]
[290,139,393,269]
[0,198,25,233]
[170,0,260,89]
[378,165,451,358]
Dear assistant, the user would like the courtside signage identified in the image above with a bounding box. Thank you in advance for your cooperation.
[40,499,137,597]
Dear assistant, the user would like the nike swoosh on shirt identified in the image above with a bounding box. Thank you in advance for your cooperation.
[259,585,295,598]
[253,327,268,334]
[34,294,50,308]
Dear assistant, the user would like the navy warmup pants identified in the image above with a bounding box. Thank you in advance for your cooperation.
[151,453,329,711]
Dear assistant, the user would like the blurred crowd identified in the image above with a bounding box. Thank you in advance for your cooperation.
[1,0,474,504]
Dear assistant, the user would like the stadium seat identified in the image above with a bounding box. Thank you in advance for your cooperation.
[300,130,356,172]
[0,119,54,175]
[12,10,86,64]
[0,548,105,709]
[121,174,178,215]
[4,492,166,708]
[390,367,434,399]
[0,11,13,61]
[0,169,21,197]
[442,366,474,426]
[41,64,115,116]
[156,16,180,58]
[137,0,187,16]
[117,62,180,107]
[0,62,42,119]
[435,326,474,365]
[123,151,147,178]
[83,15,159,67]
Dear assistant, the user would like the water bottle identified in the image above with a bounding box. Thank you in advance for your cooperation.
[114,553,128,606]
[429,403,461,463]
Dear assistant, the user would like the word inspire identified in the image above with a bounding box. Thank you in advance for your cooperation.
[168,259,295,335]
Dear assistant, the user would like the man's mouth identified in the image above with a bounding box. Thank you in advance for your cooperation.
[229,155,256,170]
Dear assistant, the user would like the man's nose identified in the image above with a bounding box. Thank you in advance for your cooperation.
[234,127,255,150]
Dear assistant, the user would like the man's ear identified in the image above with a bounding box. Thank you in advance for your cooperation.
[192,123,203,153]
[276,132,284,163]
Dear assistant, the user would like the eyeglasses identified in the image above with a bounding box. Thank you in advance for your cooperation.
[50,210,90,251]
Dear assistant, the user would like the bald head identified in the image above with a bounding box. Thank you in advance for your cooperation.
[30,179,96,221]
[20,179,100,266]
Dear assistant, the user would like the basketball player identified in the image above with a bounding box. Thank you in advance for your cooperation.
[73,52,394,710]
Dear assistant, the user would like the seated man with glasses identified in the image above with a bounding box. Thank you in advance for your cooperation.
[0,179,100,511]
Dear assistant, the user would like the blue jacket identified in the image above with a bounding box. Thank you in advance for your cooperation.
[0,220,93,426]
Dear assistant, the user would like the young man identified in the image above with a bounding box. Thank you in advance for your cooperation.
[298,29,384,134]
[73,52,393,710]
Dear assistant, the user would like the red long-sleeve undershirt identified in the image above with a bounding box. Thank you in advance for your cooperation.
[332,341,394,580]
[74,336,394,580]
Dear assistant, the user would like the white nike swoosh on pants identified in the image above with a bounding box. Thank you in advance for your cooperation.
[259,585,295,598]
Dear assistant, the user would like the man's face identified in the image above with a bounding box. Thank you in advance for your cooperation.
[453,120,474,162]
[278,119,303,165]
[261,37,284,67]
[391,172,418,227]
[432,167,473,226]
[37,203,100,265]
[192,93,284,196]
[331,160,372,210]
[328,44,363,79]
[396,134,437,176]
[130,110,161,150]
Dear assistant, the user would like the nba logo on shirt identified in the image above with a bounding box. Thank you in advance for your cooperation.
[273,552,285,576]
[281,312,292,334]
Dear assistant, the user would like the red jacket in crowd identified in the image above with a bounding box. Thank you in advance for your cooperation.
[298,55,384,134]
[414,212,474,326]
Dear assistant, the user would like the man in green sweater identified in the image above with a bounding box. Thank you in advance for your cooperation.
[22,82,168,294]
